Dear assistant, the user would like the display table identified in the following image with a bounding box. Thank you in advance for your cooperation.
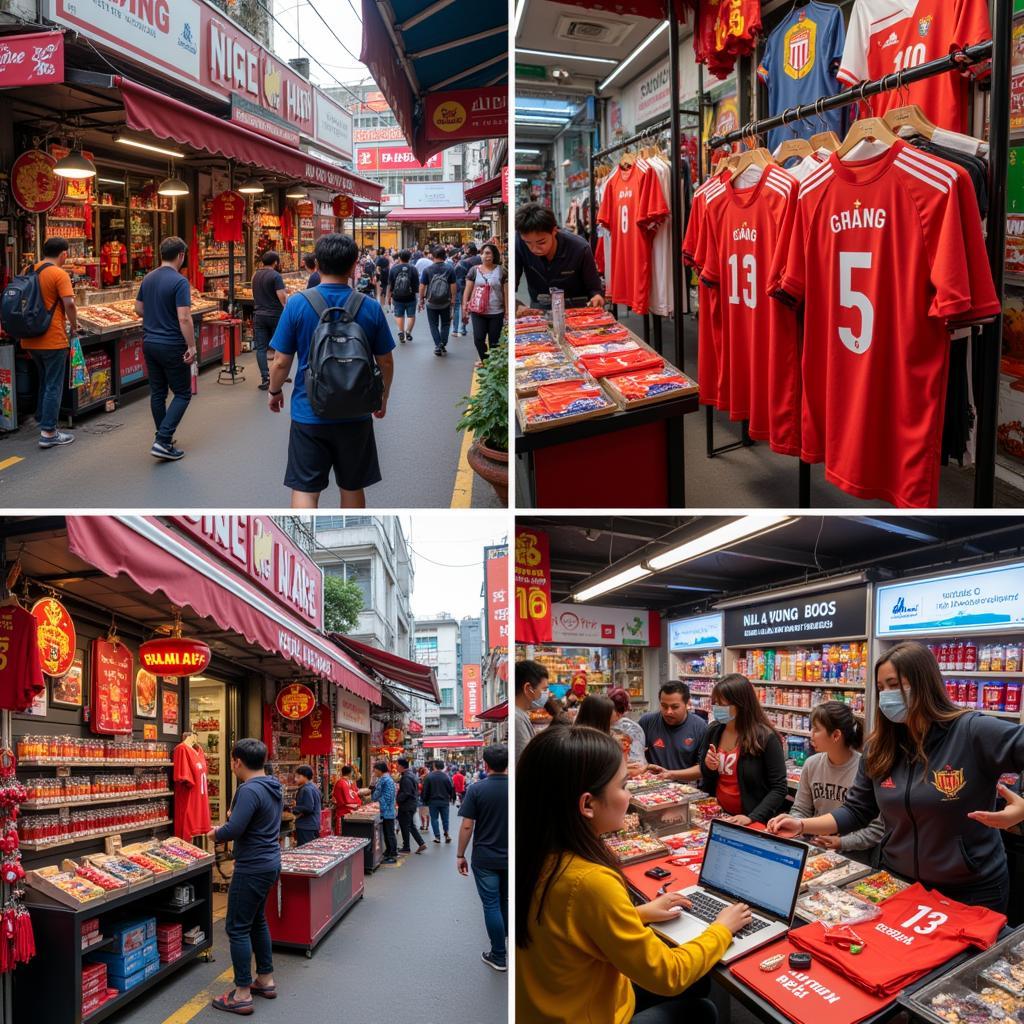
[265,838,368,957]
[342,812,384,873]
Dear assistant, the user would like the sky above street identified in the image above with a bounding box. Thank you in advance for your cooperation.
[271,1,374,93]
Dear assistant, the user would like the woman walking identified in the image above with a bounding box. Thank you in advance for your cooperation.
[462,242,507,366]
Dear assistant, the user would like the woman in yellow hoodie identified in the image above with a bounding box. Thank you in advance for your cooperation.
[516,725,751,1024]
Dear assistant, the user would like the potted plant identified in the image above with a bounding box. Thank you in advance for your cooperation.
[456,330,508,505]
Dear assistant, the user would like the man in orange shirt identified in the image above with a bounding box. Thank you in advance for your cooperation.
[20,238,78,448]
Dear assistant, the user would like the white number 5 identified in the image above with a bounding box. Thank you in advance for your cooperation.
[838,251,874,354]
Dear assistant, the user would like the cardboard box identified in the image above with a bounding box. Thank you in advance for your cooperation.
[86,938,158,978]
[108,918,155,954]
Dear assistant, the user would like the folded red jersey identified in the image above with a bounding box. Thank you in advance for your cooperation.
[514,342,558,357]
[563,311,616,328]
[576,350,664,379]
[524,381,611,421]
[608,369,691,400]
[788,882,1006,998]
[564,325,631,346]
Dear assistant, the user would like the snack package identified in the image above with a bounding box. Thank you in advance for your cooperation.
[521,381,614,424]
[564,324,631,346]
[794,886,882,927]
[928,988,1004,1024]
[846,870,910,904]
[516,363,584,390]
[607,368,694,401]
[801,851,848,883]
[980,958,1024,999]
[661,829,708,855]
[571,340,641,359]
[515,350,565,370]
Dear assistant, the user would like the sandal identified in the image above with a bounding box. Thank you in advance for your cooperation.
[251,983,277,999]
[212,990,255,1015]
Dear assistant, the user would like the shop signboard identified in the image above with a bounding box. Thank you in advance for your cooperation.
[515,526,551,644]
[31,597,76,678]
[404,181,465,209]
[618,49,700,128]
[462,665,482,730]
[382,725,404,746]
[139,637,211,676]
[230,95,301,148]
[550,604,660,647]
[174,516,323,630]
[0,31,63,88]
[336,692,371,734]
[485,544,509,653]
[876,563,1024,637]
[11,149,63,213]
[723,586,868,646]
[423,88,507,143]
[355,147,442,172]
[354,126,407,143]
[668,612,724,652]
[314,91,354,162]
[117,336,146,387]
[276,682,316,721]
[300,703,333,755]
[91,637,133,735]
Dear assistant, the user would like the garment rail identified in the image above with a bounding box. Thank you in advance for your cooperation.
[700,25,1008,509]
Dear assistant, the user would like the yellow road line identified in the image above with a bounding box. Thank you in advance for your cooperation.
[450,366,480,508]
[0,456,23,472]
[161,966,233,1024]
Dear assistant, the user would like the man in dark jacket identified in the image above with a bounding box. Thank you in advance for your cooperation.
[395,756,427,855]
[422,758,456,843]
[291,764,322,845]
[209,738,283,1014]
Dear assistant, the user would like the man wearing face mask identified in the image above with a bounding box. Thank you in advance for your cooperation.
[768,642,1024,913]
[515,661,550,765]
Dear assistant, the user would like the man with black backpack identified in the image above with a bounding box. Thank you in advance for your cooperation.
[385,250,418,343]
[267,233,395,508]
[418,247,457,357]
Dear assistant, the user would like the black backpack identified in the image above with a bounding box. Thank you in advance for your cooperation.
[425,268,451,308]
[1,261,60,339]
[391,264,414,301]
[301,289,384,419]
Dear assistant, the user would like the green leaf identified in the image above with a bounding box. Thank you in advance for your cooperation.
[455,327,508,452]
[324,575,364,635]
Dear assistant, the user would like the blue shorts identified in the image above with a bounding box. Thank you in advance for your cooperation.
[393,300,416,317]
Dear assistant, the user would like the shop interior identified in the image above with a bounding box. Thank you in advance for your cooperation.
[514,0,1018,510]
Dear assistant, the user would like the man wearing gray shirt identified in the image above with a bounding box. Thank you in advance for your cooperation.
[514,660,549,765]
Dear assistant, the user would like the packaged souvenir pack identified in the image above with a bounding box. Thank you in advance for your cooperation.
[846,870,910,904]
[794,886,882,926]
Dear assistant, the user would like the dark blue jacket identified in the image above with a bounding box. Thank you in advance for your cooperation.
[214,775,283,873]
[293,781,322,836]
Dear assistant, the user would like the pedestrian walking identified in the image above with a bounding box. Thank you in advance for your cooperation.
[396,756,427,854]
[462,243,507,366]
[332,764,362,834]
[207,738,283,1015]
[303,253,320,288]
[452,766,466,807]
[417,765,430,833]
[371,760,399,863]
[251,250,288,391]
[457,743,508,972]
[373,247,390,302]
[135,236,196,461]
[12,237,78,449]
[290,764,322,845]
[422,759,456,843]
[414,250,432,276]
[453,243,481,337]
[268,233,395,509]
[418,247,456,356]
[385,250,419,343]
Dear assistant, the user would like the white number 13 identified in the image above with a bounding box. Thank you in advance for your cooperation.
[901,904,949,936]
[838,251,874,354]
[728,254,757,309]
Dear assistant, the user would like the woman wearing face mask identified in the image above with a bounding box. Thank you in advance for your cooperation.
[515,660,550,765]
[697,674,788,827]
[768,642,1024,912]
[516,725,752,1024]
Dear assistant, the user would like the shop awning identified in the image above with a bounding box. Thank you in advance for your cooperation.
[66,516,382,703]
[385,206,482,222]
[552,0,688,19]
[115,76,383,202]
[408,720,424,734]
[331,634,440,702]
[421,735,485,749]
[464,175,503,207]
[476,700,508,722]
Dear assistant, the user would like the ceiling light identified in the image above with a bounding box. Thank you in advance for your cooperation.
[157,175,189,197]
[516,106,574,116]
[517,48,617,65]
[238,176,265,194]
[647,515,793,571]
[285,183,308,199]
[97,177,125,186]
[515,148,540,155]
[115,136,186,158]
[574,564,651,603]
[551,67,571,81]
[599,21,670,91]
[516,118,569,127]
[54,149,96,179]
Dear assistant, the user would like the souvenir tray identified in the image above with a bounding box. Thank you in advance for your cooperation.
[794,885,882,926]
[515,350,567,371]
[628,784,702,810]
[279,850,341,876]
[602,367,699,408]
[806,858,872,890]
[690,798,725,823]
[625,770,668,792]
[660,829,708,856]
[516,383,616,433]
[301,835,368,857]
[602,831,670,865]
[800,850,848,885]
[76,304,140,335]
[845,869,911,904]
[83,854,155,891]
[24,865,108,907]
[515,362,585,395]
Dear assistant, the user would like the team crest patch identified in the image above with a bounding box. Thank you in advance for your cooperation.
[880,776,896,789]
[931,763,966,800]
[918,15,933,37]
[784,20,817,81]
[684,737,695,747]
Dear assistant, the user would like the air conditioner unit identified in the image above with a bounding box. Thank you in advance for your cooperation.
[555,14,633,47]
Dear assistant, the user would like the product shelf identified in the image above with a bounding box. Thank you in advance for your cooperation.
[17,759,173,768]
[20,818,172,851]
[21,790,173,811]
[939,670,1024,678]
[748,680,866,689]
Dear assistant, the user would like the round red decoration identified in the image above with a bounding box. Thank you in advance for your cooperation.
[31,598,76,678]
[275,683,316,721]
[332,194,353,218]
[382,726,404,747]
[139,637,211,676]
[11,150,64,214]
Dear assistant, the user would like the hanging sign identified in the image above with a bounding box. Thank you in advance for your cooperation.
[0,31,64,88]
[486,544,509,653]
[332,194,353,219]
[423,88,507,142]
[135,668,157,719]
[336,692,371,734]
[462,665,482,730]
[668,612,724,652]
[723,586,868,647]
[275,682,316,721]
[382,726,404,746]
[90,637,133,735]
[31,597,76,678]
[300,703,333,755]
[551,604,660,647]
[139,637,211,676]
[11,149,64,213]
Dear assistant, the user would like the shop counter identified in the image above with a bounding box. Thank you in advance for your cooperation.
[342,812,384,873]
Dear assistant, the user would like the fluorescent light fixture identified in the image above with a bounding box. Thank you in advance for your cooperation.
[516,106,574,116]
[517,48,617,65]
[97,177,125,186]
[647,515,793,571]
[516,117,569,126]
[115,136,185,158]
[514,177,528,183]
[575,563,652,603]
[515,149,540,155]
[599,21,669,91]
[514,0,528,35]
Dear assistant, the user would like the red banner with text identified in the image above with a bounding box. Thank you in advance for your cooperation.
[0,31,63,88]
[424,88,507,143]
[485,545,509,653]
[515,527,551,644]
[462,665,482,730]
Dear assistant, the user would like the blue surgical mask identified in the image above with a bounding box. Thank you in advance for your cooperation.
[529,686,550,709]
[711,705,734,724]
[878,690,908,723]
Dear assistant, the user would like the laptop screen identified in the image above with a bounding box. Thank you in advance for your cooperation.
[698,821,807,921]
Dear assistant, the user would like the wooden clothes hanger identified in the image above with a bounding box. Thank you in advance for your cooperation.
[774,108,813,164]
[883,69,936,139]
[808,98,841,152]
[837,86,899,159]
[732,125,775,174]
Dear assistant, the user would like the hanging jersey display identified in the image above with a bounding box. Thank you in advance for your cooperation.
[211,190,245,244]
[838,0,991,135]
[757,2,847,153]
[0,605,43,712]
[173,741,211,840]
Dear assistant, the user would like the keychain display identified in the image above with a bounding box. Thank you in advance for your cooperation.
[0,746,35,970]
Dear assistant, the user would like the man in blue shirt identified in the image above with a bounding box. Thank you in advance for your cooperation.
[371,760,398,863]
[268,233,395,508]
[290,764,322,845]
[135,236,196,461]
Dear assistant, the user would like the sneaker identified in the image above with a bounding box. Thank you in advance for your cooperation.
[38,430,75,449]
[481,952,507,972]
[383,856,397,864]
[434,347,442,356]
[258,379,270,391]
[398,332,406,343]
[433,838,441,844]
[440,346,448,356]
[445,834,452,843]
[150,441,185,461]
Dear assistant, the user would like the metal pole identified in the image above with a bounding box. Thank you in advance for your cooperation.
[697,64,706,184]
[974,2,1011,507]
[667,0,685,376]
[219,161,243,385]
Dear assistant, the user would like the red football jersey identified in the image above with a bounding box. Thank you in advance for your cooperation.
[770,140,996,507]
[790,882,1005,997]
[838,0,990,134]
[0,605,43,712]
[174,742,211,840]
[715,0,762,56]
[698,166,802,455]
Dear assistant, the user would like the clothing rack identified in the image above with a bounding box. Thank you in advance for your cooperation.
[699,18,1010,509]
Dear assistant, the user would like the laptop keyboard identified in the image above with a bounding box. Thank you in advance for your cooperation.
[686,891,773,939]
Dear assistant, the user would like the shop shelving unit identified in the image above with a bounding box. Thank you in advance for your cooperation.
[666,613,725,715]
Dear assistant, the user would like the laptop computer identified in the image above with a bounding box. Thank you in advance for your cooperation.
[650,818,808,965]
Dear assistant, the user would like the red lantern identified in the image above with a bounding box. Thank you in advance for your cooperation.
[276,683,316,721]
[382,726,404,746]
[332,194,353,218]
[139,637,211,676]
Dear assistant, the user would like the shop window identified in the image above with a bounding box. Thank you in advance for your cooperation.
[315,515,370,531]
[441,687,455,708]
[326,560,372,604]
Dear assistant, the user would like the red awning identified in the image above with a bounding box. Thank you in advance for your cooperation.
[464,175,503,207]
[385,206,482,222]
[67,517,381,703]
[421,735,484,749]
[476,700,507,722]
[115,77,383,202]
[330,634,440,702]
[407,720,424,735]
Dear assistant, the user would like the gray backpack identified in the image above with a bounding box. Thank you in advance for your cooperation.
[425,269,451,309]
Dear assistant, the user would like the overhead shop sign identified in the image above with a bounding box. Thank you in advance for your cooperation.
[876,563,1024,637]
[336,692,371,734]
[356,147,442,171]
[314,91,354,162]
[551,604,659,647]
[424,88,507,142]
[668,612,724,652]
[0,31,64,87]
[230,95,301,147]
[723,587,868,646]
[404,181,464,209]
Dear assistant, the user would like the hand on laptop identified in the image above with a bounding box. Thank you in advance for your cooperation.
[638,892,692,923]
[716,902,753,935]
[765,814,803,837]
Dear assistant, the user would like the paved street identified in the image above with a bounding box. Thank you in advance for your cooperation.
[116,836,507,1024]
[0,309,502,509]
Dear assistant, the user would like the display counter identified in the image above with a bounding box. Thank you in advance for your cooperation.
[341,811,384,873]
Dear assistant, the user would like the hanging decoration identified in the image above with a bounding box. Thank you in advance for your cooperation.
[0,749,35,972]
[90,628,133,735]
[275,682,316,721]
[210,189,245,243]
[10,150,64,213]
[139,637,211,676]
[30,596,76,678]
[300,703,333,755]
[332,194,353,219]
